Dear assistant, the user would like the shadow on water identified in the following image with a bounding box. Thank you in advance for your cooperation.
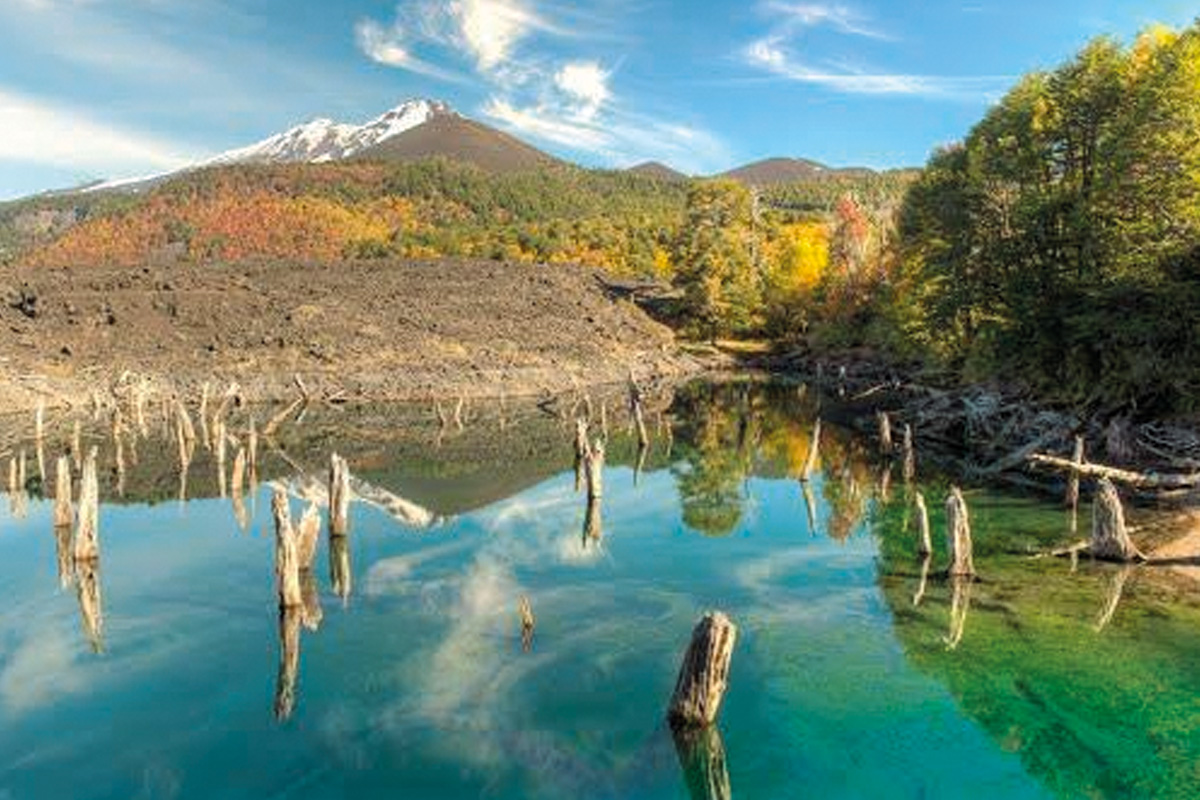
[3,379,1200,798]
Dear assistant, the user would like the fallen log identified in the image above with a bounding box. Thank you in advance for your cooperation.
[1028,453,1200,490]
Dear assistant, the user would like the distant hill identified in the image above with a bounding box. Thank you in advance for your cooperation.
[353,114,559,173]
[627,161,688,182]
[718,157,876,186]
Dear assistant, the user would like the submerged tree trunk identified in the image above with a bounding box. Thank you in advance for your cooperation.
[668,612,737,729]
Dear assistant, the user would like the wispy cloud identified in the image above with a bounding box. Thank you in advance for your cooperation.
[0,87,197,172]
[742,1,1009,99]
[355,18,465,82]
[765,1,892,40]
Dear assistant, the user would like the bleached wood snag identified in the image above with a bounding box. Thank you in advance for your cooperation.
[214,418,227,498]
[1091,478,1145,562]
[274,606,301,721]
[915,490,932,556]
[945,575,972,650]
[630,377,650,450]
[272,486,302,608]
[329,453,351,537]
[230,447,246,499]
[945,487,975,577]
[72,420,82,470]
[74,558,104,653]
[573,418,589,493]
[74,447,100,561]
[198,382,211,450]
[902,424,915,483]
[877,411,893,454]
[54,455,73,529]
[247,416,258,482]
[668,612,737,728]
[801,418,821,482]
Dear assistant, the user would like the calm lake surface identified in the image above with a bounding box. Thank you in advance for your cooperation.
[1,381,1198,799]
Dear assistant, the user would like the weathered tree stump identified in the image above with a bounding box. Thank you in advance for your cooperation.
[329,453,351,537]
[945,487,975,577]
[272,486,303,608]
[668,612,737,729]
[198,382,211,451]
[214,418,227,498]
[800,419,821,482]
[877,411,893,455]
[73,447,100,561]
[630,379,650,450]
[573,418,589,492]
[230,447,246,499]
[913,554,932,607]
[1090,478,1145,562]
[247,416,258,482]
[944,575,972,650]
[915,490,932,557]
[518,594,535,651]
[53,455,73,529]
[1066,434,1084,510]
[71,419,82,470]
[582,495,603,545]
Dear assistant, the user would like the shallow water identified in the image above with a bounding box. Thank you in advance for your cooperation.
[0,382,1197,799]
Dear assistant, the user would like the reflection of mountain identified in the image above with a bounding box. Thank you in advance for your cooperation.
[878,497,1200,800]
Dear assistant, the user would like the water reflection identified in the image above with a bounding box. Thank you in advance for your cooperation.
[671,724,732,800]
[73,558,103,654]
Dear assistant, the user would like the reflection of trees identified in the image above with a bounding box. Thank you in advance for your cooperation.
[670,381,879,538]
[670,384,757,537]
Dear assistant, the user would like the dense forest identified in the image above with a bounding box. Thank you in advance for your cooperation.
[4,20,1198,415]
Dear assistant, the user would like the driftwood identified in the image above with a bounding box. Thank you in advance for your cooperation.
[329,453,351,537]
[945,487,975,577]
[263,395,304,438]
[915,491,931,556]
[53,454,73,529]
[1090,479,1145,562]
[272,485,303,608]
[668,612,737,729]
[73,447,100,561]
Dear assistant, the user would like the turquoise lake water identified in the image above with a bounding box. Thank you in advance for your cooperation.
[0,381,1197,799]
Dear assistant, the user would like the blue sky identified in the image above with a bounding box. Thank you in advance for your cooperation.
[0,0,1195,199]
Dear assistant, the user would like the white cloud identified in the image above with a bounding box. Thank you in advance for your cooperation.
[355,18,463,81]
[554,61,610,121]
[451,0,551,72]
[0,88,196,173]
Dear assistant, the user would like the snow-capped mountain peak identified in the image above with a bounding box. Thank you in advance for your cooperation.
[204,98,453,167]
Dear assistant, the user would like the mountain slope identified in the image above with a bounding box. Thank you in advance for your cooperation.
[718,157,835,186]
[627,161,688,182]
[352,114,560,173]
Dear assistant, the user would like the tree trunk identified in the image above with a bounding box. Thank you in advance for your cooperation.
[915,490,931,556]
[668,612,737,728]
[1066,435,1084,509]
[74,447,100,561]
[329,453,351,537]
[272,486,303,608]
[877,411,893,455]
[53,454,73,529]
[801,419,821,482]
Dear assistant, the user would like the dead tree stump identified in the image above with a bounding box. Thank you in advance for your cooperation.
[1090,478,1144,562]
[329,453,351,537]
[330,533,352,602]
[945,487,975,577]
[1066,435,1085,510]
[877,411,893,455]
[272,486,303,608]
[668,612,737,729]
[573,418,589,493]
[73,448,100,561]
[915,490,932,556]
[902,424,915,483]
[518,594,535,651]
[584,439,605,501]
[53,455,73,529]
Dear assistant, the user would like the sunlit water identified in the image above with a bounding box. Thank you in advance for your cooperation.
[0,382,1197,799]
